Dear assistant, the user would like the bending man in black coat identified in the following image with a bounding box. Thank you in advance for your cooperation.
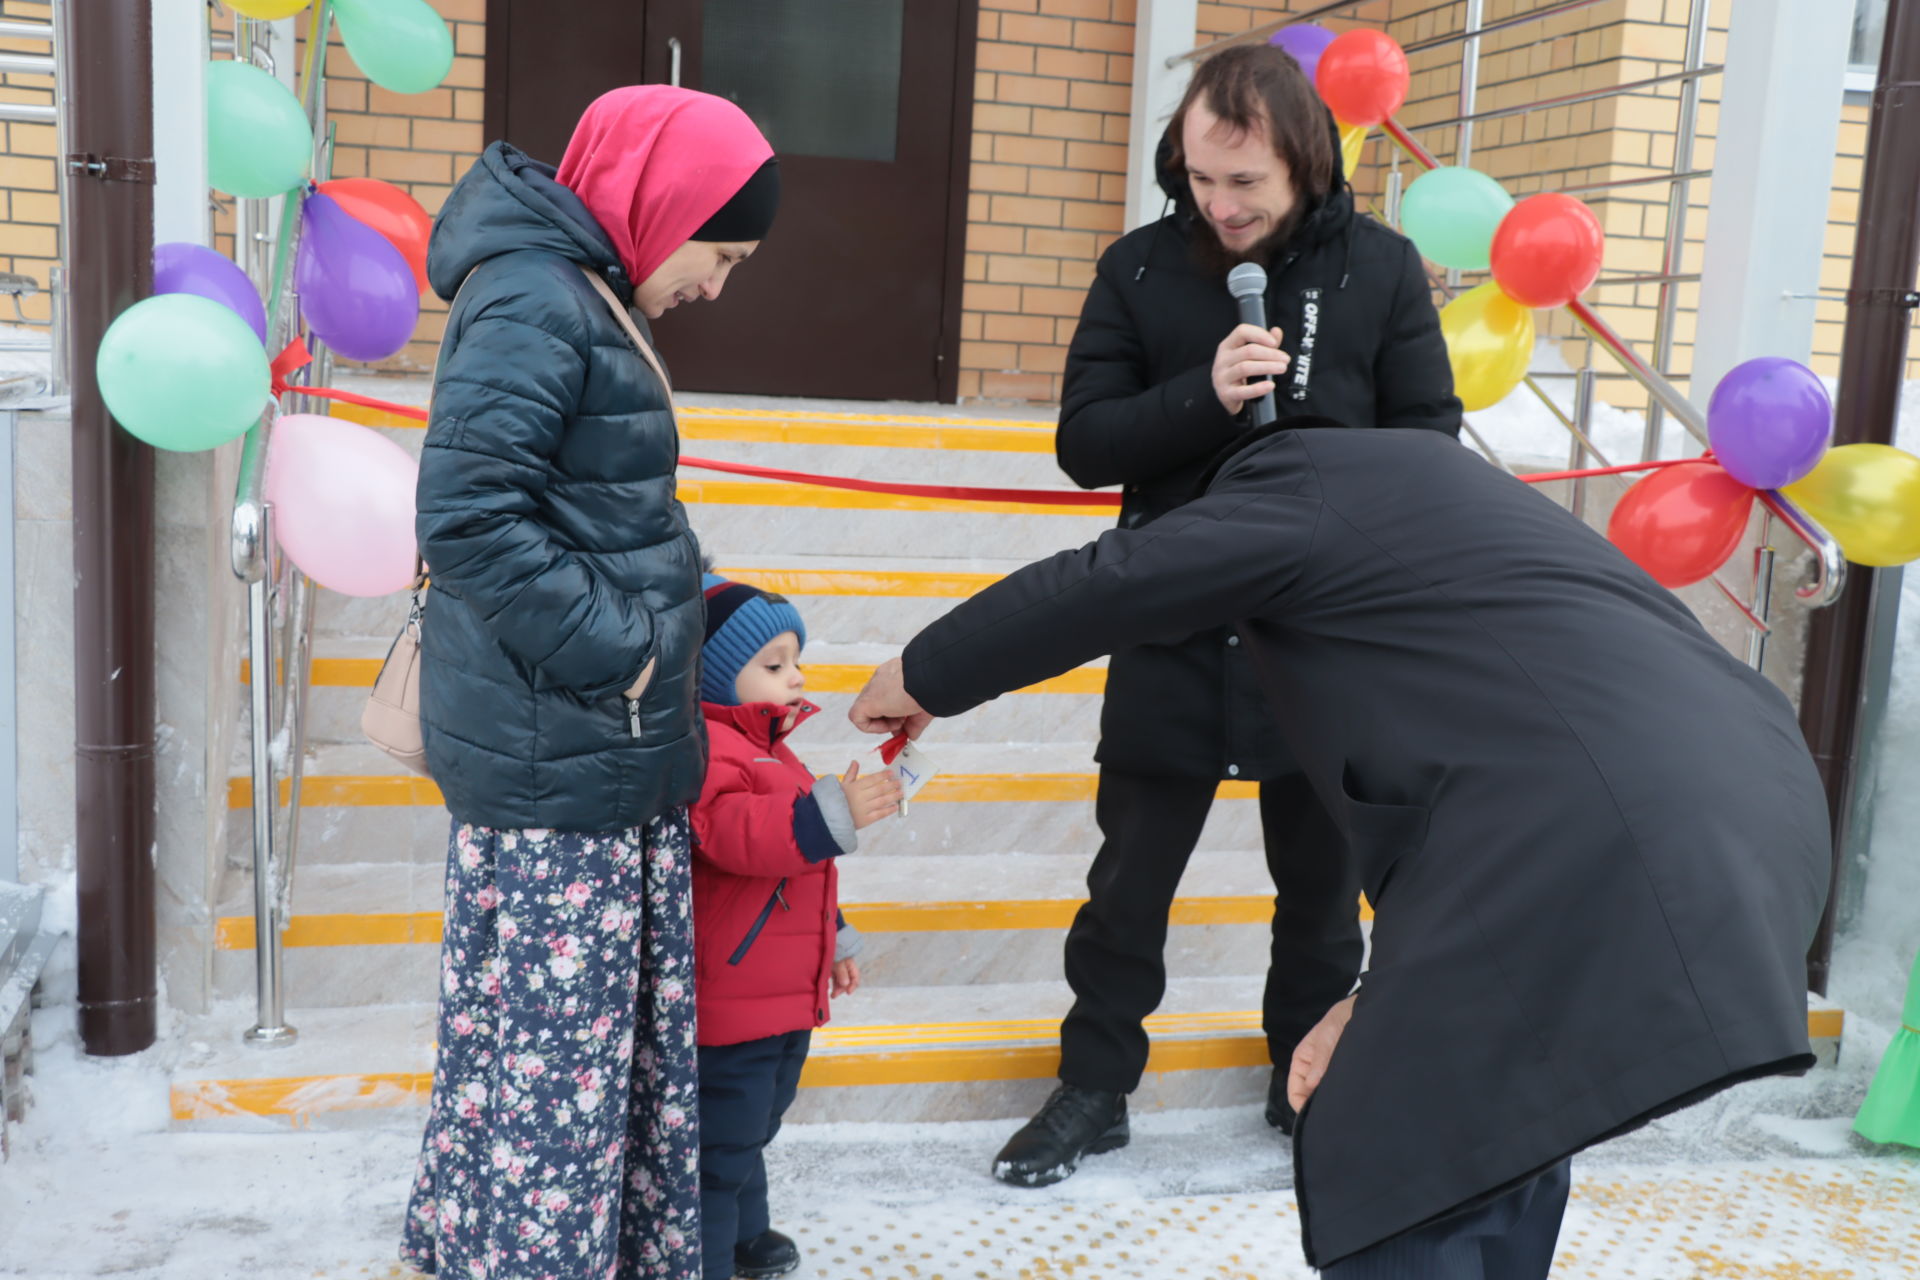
[1020,40,1464,1183]
[848,421,1829,1278]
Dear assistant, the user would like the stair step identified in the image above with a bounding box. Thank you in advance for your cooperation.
[164,990,1849,1130]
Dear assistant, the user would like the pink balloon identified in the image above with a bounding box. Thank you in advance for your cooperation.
[264,413,419,596]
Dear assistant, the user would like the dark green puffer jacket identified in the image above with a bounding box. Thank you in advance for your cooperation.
[415,141,706,831]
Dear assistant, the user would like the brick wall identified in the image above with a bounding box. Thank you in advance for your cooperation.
[0,0,1905,404]
[0,0,58,327]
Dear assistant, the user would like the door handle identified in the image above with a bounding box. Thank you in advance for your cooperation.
[667,36,682,87]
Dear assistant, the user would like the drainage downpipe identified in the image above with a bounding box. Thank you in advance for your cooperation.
[1798,0,1920,996]
[65,0,158,1055]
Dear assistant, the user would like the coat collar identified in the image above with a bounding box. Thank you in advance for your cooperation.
[702,699,820,750]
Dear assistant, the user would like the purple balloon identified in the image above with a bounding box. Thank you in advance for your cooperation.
[153,242,268,345]
[1707,357,1834,491]
[1270,23,1336,83]
[295,191,420,363]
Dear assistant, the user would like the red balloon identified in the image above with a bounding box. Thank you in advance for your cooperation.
[317,178,431,296]
[1488,193,1605,308]
[1314,30,1409,128]
[1607,461,1755,588]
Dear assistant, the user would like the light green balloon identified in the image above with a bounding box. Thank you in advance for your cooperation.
[96,295,271,452]
[207,60,313,198]
[333,0,455,95]
[1400,166,1514,272]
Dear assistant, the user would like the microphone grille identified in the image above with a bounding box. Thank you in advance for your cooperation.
[1227,262,1267,299]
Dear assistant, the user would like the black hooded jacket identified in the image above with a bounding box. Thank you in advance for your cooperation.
[1056,116,1462,779]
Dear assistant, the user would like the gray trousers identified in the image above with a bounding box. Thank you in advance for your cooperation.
[1320,1161,1572,1280]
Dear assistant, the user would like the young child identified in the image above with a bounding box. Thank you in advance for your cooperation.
[691,574,902,1280]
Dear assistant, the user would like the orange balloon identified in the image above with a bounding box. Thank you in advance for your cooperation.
[1607,461,1754,588]
[1315,30,1409,128]
[317,178,431,295]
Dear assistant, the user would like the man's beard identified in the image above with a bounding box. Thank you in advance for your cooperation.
[1190,208,1304,279]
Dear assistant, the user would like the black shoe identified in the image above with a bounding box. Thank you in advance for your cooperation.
[1265,1068,1296,1135]
[991,1083,1129,1187]
[734,1228,800,1279]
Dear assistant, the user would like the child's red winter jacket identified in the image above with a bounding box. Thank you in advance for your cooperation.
[691,700,858,1046]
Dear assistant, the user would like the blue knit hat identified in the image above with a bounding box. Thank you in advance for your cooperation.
[700,573,807,705]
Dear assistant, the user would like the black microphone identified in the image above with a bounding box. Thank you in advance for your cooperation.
[1226,262,1277,427]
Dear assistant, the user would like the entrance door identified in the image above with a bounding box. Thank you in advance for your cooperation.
[484,0,976,402]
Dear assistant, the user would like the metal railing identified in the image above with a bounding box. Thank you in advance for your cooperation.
[227,2,338,1048]
[1216,1,1849,664]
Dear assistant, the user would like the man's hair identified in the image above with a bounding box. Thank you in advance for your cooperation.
[1166,43,1338,205]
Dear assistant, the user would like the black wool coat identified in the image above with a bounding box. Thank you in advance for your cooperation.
[1057,133,1462,779]
[414,142,707,831]
[904,423,1829,1266]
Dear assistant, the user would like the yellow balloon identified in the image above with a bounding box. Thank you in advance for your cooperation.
[1781,442,1920,566]
[229,0,313,18]
[1340,122,1368,177]
[1439,281,1533,411]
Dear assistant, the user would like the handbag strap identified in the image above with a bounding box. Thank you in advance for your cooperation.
[579,267,677,418]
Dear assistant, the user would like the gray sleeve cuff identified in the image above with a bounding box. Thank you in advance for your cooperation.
[835,922,864,962]
[811,776,860,855]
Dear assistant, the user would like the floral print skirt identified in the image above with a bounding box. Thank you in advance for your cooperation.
[401,813,701,1279]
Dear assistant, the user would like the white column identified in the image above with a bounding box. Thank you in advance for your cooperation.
[1691,0,1853,406]
[151,0,209,246]
[1126,0,1199,233]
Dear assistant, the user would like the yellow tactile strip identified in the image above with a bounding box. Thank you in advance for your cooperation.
[239,660,1105,695]
[328,1161,1920,1279]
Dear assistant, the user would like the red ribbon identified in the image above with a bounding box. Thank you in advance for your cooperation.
[877,730,910,765]
[263,368,1711,502]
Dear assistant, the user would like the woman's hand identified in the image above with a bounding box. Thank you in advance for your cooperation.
[832,957,862,997]
[1287,994,1356,1113]
[624,657,657,701]
[841,761,903,829]
[1212,324,1291,416]
[849,658,934,738]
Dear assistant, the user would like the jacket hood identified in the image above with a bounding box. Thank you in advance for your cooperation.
[702,699,821,749]
[427,141,630,303]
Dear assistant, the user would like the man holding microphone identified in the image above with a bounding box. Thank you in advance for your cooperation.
[996,42,1461,1186]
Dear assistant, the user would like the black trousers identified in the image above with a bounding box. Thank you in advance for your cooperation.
[1320,1162,1573,1279]
[697,1029,811,1280]
[1059,766,1363,1093]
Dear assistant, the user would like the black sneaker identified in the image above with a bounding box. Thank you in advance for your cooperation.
[734,1228,800,1279]
[1265,1067,1296,1135]
[991,1083,1129,1187]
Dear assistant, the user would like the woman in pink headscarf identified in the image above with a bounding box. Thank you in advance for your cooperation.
[402,87,778,1280]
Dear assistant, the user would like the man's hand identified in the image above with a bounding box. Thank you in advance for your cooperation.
[848,657,934,738]
[624,657,658,701]
[1212,324,1291,416]
[1287,994,1356,1113]
[832,957,862,998]
[840,761,903,829]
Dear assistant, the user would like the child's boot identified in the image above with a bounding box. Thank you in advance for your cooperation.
[734,1228,801,1279]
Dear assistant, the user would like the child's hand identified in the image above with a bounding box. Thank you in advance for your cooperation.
[832,957,861,997]
[841,761,902,829]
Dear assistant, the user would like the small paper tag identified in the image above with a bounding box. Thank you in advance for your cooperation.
[885,740,938,805]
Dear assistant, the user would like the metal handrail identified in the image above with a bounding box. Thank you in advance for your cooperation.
[228,1,335,1049]
[1405,66,1723,134]
[0,20,53,41]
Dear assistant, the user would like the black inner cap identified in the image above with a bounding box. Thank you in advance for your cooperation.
[692,158,780,243]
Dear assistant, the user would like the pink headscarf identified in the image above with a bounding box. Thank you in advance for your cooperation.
[556,86,775,287]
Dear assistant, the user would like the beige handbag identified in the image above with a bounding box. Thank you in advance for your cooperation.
[362,557,432,775]
[359,268,673,775]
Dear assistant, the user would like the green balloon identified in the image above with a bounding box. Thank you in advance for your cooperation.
[333,0,455,95]
[96,295,270,452]
[1400,166,1514,272]
[207,60,313,198]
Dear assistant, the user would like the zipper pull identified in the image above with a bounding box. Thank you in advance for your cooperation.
[626,698,641,738]
[775,883,790,912]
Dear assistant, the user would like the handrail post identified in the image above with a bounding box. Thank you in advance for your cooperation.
[1642,0,1711,461]
[1747,513,1777,672]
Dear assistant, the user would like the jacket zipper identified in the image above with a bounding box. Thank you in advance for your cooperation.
[727,878,789,965]
[625,697,641,738]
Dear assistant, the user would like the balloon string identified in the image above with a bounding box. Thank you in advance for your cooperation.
[267,363,1709,502]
